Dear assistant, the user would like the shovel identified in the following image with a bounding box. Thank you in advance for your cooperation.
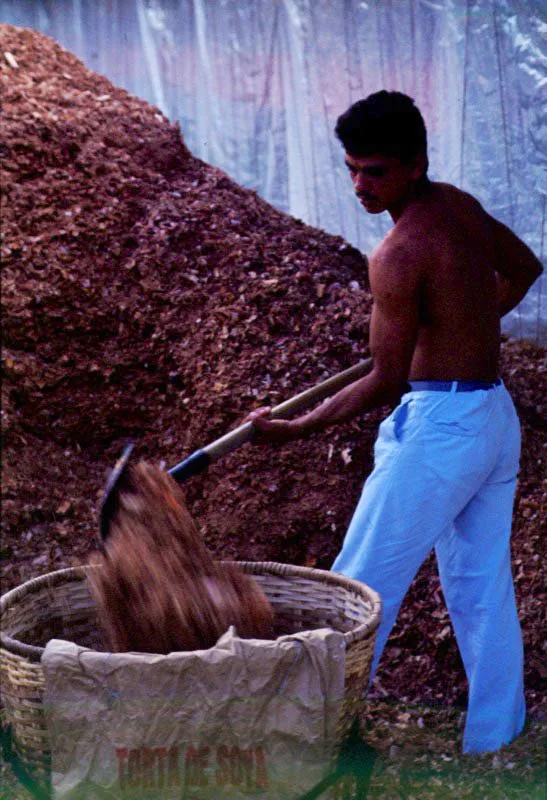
[99,357,373,540]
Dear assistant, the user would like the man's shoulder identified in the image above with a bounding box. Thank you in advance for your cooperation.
[369,233,424,300]
[370,227,424,273]
[377,184,487,262]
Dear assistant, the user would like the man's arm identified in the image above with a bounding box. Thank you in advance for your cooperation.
[248,244,421,441]
[489,215,543,317]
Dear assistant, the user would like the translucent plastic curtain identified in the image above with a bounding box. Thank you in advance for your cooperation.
[1,0,545,342]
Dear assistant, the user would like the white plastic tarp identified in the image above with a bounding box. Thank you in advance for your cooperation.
[1,0,545,342]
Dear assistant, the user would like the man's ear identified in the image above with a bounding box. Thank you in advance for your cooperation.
[410,153,427,180]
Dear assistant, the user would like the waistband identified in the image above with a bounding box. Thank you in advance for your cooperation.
[408,378,502,393]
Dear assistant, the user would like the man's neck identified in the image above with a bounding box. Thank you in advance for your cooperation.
[389,176,432,223]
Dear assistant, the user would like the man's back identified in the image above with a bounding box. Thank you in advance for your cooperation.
[374,183,503,382]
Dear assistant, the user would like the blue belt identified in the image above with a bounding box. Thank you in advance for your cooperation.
[408,378,502,393]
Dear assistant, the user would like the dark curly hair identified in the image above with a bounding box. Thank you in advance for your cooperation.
[335,91,428,173]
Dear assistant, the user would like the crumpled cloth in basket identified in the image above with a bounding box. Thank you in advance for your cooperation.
[42,625,346,799]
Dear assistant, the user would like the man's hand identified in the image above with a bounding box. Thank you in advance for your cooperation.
[244,407,302,444]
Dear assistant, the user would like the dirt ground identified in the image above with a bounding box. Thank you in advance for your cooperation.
[1,25,545,796]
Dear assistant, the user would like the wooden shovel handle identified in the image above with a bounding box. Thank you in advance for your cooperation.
[168,358,372,482]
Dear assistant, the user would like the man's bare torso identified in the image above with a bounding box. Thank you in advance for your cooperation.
[247,117,540,436]
[371,182,501,382]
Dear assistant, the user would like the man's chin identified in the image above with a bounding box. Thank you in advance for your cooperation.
[366,206,385,215]
[359,198,384,214]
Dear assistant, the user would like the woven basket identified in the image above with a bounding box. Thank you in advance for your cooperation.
[1,561,381,780]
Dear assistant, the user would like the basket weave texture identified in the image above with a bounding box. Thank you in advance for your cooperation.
[1,561,381,777]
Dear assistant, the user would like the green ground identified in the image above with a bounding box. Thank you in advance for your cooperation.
[357,700,545,799]
[2,700,545,799]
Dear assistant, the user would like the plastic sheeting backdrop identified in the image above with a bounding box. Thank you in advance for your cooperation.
[1,0,545,342]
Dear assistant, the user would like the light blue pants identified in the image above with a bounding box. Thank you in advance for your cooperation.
[332,381,525,753]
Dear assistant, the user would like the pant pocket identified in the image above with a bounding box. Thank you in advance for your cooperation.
[393,401,410,441]
[422,393,492,438]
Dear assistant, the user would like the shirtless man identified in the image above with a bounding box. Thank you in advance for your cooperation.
[247,91,543,753]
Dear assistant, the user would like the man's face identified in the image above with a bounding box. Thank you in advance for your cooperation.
[344,152,423,215]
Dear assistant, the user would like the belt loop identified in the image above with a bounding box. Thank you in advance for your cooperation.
[450,381,458,394]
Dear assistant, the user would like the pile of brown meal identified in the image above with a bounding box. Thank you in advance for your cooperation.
[88,461,273,653]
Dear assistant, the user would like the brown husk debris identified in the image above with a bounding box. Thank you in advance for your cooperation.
[88,462,273,653]
[1,24,545,721]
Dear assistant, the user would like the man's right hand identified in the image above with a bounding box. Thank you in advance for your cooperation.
[244,408,302,445]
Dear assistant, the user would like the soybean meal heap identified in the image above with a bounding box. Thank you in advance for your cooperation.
[1,24,545,713]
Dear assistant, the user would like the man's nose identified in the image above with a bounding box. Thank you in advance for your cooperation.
[353,171,367,193]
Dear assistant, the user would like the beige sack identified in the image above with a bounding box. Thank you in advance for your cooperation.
[42,626,346,799]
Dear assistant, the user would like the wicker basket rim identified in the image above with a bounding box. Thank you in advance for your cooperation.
[1,561,382,662]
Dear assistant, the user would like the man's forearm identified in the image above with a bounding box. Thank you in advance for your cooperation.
[497,271,542,317]
[291,369,401,436]
[491,216,543,316]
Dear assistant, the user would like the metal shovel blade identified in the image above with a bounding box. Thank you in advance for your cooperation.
[98,443,135,541]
